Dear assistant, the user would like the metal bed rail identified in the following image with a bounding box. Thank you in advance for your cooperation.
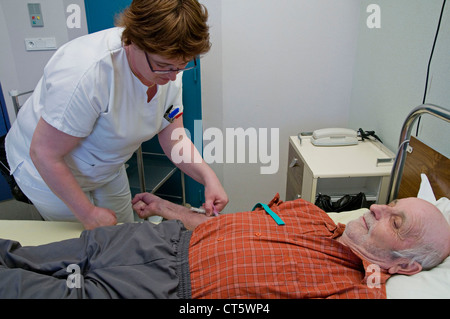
[387,104,450,202]
[9,90,34,115]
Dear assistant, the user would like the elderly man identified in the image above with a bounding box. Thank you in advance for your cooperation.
[0,194,449,299]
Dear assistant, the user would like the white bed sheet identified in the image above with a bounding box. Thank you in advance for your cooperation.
[0,220,84,246]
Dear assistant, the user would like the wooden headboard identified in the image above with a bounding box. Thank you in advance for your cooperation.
[398,136,450,199]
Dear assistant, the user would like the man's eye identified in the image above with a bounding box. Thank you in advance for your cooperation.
[392,217,401,229]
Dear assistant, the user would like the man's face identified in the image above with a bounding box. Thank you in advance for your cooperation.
[339,198,446,272]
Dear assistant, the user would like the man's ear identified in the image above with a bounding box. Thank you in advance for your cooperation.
[388,260,422,275]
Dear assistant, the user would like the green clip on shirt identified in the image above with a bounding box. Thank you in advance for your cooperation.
[252,203,285,226]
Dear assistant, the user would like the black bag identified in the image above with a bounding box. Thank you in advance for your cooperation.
[315,192,368,213]
[0,134,32,204]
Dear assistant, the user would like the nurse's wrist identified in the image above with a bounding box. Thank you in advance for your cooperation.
[70,199,96,221]
[203,173,222,190]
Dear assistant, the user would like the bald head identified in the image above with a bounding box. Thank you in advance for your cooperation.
[339,198,450,275]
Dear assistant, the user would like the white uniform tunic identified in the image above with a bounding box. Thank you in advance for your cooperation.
[5,28,183,222]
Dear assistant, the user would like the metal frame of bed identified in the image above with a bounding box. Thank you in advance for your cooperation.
[387,104,450,203]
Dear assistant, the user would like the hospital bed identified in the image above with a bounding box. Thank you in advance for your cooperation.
[0,104,449,299]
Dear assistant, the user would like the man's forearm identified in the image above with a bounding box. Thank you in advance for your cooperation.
[133,193,214,230]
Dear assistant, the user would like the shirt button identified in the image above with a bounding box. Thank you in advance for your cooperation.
[255,232,262,237]
[217,237,224,241]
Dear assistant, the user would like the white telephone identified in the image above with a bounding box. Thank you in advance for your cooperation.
[310,128,358,146]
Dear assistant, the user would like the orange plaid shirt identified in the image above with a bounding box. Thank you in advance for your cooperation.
[188,194,390,299]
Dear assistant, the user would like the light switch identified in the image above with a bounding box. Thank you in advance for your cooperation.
[28,3,44,27]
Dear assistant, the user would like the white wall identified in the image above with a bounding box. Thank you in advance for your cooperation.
[201,0,361,213]
[202,0,450,213]
[416,1,450,157]
[0,0,87,123]
[199,1,224,185]
[348,0,450,157]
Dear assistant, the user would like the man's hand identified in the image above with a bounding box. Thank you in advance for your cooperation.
[132,193,164,219]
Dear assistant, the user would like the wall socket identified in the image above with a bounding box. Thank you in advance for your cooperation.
[25,37,57,51]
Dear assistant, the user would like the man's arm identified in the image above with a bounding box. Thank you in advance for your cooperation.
[132,193,215,230]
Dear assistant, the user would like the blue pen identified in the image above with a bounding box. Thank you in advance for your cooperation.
[169,107,180,119]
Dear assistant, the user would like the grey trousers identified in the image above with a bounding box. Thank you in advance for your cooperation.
[0,220,192,299]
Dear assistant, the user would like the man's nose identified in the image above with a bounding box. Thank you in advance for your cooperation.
[369,204,388,220]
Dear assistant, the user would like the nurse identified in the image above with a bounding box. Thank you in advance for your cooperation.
[5,0,228,229]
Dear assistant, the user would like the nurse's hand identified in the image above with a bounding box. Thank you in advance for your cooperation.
[204,182,229,216]
[81,206,117,230]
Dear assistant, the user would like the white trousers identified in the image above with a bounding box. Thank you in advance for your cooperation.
[14,165,134,224]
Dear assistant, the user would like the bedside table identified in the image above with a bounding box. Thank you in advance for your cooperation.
[286,135,395,205]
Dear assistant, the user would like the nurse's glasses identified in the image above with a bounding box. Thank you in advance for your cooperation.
[145,53,197,74]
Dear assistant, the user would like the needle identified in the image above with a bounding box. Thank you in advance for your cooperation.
[190,204,219,216]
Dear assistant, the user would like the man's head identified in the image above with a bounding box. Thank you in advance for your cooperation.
[339,198,450,275]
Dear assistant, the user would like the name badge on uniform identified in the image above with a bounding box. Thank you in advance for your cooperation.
[164,105,183,123]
